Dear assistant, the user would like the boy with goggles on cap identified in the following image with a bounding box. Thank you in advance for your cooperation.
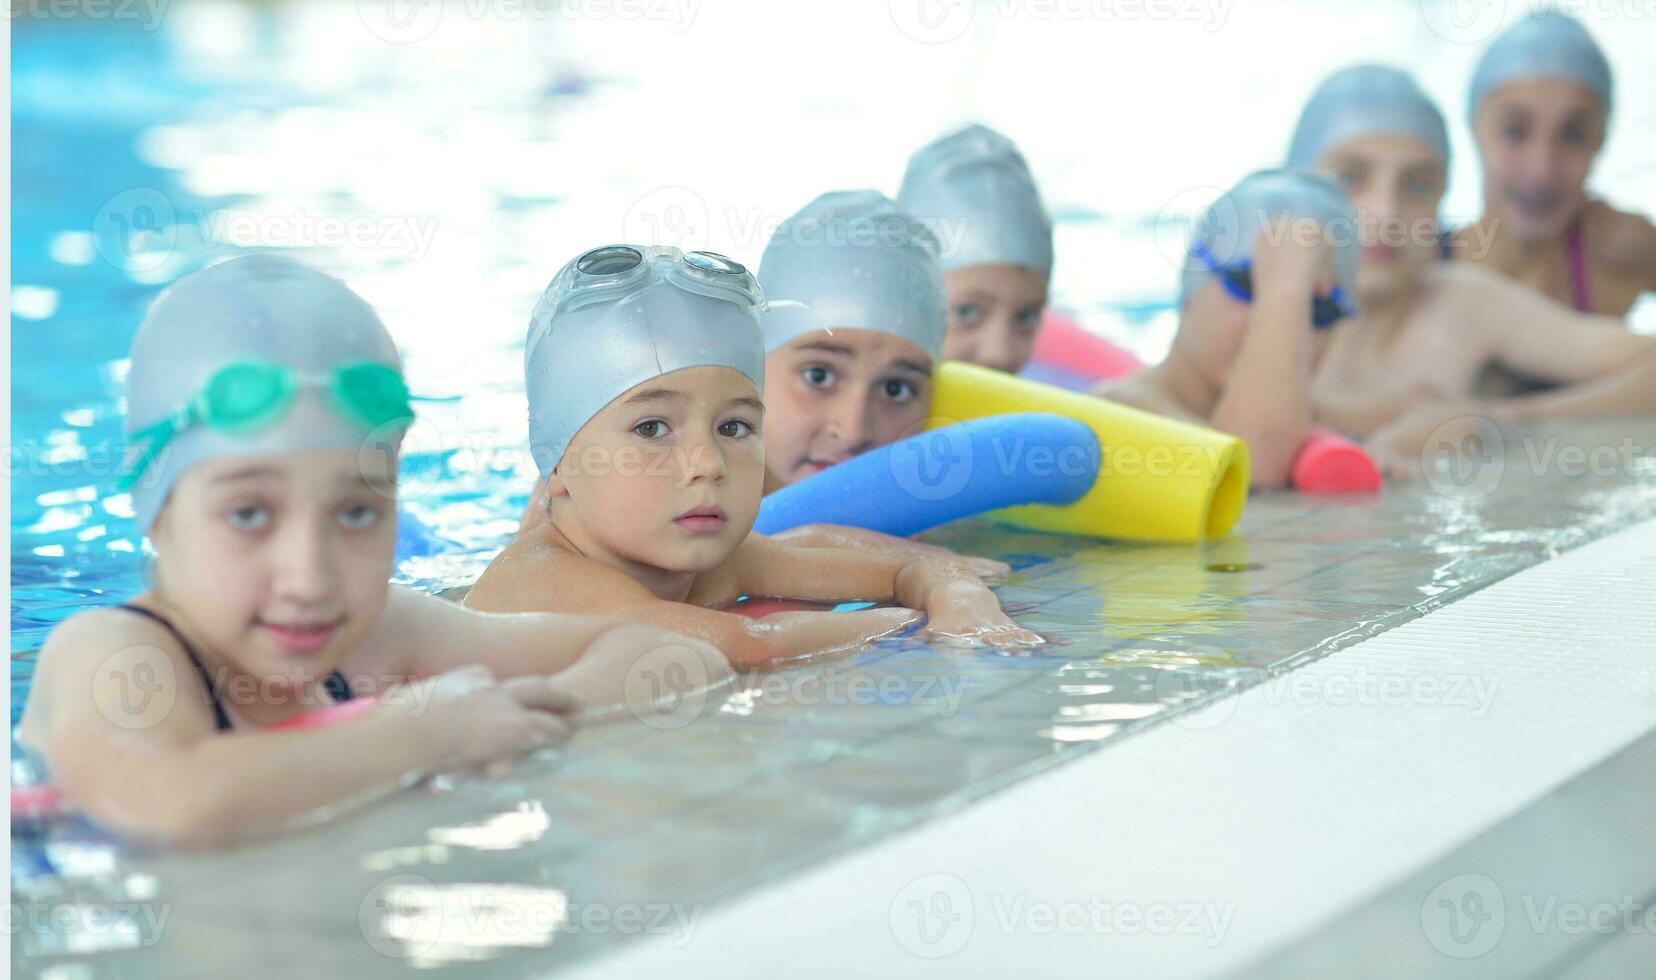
[467,244,1041,663]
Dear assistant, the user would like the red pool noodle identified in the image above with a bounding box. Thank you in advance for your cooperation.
[269,696,380,730]
[1291,427,1382,494]
[11,784,66,821]
[1030,311,1144,381]
[723,598,836,619]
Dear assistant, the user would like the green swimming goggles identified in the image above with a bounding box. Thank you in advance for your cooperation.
[119,360,414,491]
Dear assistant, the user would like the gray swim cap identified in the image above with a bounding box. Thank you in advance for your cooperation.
[1179,170,1360,304]
[1469,10,1612,119]
[756,190,947,359]
[526,244,768,477]
[123,254,405,532]
[897,123,1054,280]
[1288,64,1450,169]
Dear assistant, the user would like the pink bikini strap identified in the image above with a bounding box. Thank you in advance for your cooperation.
[1566,220,1593,313]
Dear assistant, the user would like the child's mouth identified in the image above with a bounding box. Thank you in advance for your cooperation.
[257,618,343,656]
[674,505,728,535]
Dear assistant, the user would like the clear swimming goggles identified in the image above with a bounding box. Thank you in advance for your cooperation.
[119,360,414,490]
[1190,241,1355,329]
[551,244,765,316]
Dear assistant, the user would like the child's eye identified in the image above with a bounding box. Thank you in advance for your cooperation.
[1561,126,1588,146]
[634,419,669,439]
[1502,123,1527,144]
[227,505,270,531]
[337,502,381,530]
[1334,169,1361,191]
[1015,307,1044,330]
[953,303,984,325]
[801,364,835,389]
[882,379,919,404]
[718,419,754,438]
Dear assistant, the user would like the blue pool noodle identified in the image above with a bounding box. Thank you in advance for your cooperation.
[755,412,1100,538]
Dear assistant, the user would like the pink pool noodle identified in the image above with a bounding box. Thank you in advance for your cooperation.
[269,696,380,730]
[1291,427,1382,494]
[1030,311,1143,381]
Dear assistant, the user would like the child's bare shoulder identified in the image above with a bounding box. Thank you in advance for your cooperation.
[467,526,651,614]
[22,604,201,747]
[1586,201,1656,278]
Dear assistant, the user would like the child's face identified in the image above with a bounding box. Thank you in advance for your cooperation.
[941,264,1049,374]
[149,447,398,688]
[1316,134,1446,303]
[1473,79,1605,243]
[762,329,934,489]
[550,366,765,574]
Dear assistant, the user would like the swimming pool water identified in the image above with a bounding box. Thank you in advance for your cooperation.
[12,4,1656,976]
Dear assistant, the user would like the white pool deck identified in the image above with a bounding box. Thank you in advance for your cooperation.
[568,516,1656,979]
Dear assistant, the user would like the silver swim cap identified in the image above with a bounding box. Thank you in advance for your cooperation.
[1179,170,1360,305]
[123,255,406,532]
[1469,10,1612,119]
[1287,64,1450,169]
[897,123,1054,280]
[526,244,768,477]
[756,190,947,359]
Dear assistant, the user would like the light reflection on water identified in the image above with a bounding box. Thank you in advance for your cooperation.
[11,3,1656,976]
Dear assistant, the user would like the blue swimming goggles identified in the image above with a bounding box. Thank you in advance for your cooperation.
[1190,241,1355,329]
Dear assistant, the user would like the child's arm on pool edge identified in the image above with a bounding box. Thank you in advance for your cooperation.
[765,523,1009,581]
[23,610,580,848]
[713,535,1043,647]
[463,547,922,670]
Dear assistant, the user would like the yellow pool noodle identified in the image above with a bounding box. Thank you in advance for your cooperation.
[926,361,1249,542]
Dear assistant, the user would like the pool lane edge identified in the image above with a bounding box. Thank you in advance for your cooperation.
[560,515,1656,979]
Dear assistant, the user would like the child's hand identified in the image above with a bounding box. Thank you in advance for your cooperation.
[1253,216,1336,301]
[415,673,583,771]
[922,583,1045,649]
[550,624,735,720]
[902,540,1010,583]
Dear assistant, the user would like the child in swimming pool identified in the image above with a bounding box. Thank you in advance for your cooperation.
[747,190,1006,572]
[898,124,1054,375]
[18,256,726,847]
[520,192,1006,576]
[465,244,1041,663]
[1092,170,1357,488]
[1452,12,1655,316]
[1280,64,1656,473]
